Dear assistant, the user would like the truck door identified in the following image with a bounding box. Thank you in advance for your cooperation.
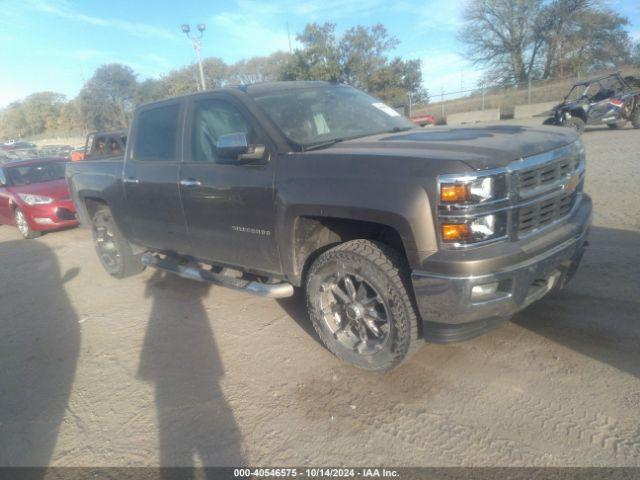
[123,100,191,253]
[179,95,281,274]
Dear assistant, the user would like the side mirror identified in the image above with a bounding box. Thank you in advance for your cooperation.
[217,133,267,164]
[217,132,249,159]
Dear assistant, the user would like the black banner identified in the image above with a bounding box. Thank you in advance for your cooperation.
[0,468,639,480]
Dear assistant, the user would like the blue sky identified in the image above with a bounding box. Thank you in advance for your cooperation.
[0,0,639,107]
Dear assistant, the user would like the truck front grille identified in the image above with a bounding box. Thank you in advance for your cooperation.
[517,191,577,236]
[516,151,580,194]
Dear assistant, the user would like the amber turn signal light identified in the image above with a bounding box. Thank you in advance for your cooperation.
[440,184,470,203]
[441,223,472,242]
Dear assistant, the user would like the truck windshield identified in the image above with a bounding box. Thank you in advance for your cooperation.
[251,85,416,148]
[7,161,65,186]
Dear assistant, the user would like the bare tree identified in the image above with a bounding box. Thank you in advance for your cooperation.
[460,0,543,84]
[537,0,591,79]
[461,0,632,85]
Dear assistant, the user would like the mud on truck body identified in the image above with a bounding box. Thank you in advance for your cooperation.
[67,81,592,371]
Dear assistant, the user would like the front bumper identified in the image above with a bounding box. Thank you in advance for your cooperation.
[411,196,592,343]
[25,199,79,231]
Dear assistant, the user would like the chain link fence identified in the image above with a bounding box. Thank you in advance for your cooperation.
[412,66,640,124]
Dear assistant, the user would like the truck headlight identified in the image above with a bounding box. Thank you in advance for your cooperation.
[441,212,507,244]
[18,193,53,205]
[440,174,506,204]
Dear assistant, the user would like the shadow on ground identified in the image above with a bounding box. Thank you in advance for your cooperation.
[276,290,323,347]
[513,226,640,379]
[138,271,246,475]
[0,240,80,468]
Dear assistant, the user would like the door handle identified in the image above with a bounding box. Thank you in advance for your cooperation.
[123,176,139,184]
[180,178,202,187]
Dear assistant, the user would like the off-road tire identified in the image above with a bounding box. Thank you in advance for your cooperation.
[92,208,145,278]
[631,108,640,129]
[14,207,41,239]
[305,239,422,371]
[565,117,585,135]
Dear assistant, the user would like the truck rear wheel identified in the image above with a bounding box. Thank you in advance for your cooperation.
[92,208,145,278]
[305,239,422,371]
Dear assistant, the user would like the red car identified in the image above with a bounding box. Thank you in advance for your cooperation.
[0,158,78,239]
[410,114,436,126]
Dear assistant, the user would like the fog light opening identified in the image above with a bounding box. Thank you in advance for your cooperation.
[471,281,499,300]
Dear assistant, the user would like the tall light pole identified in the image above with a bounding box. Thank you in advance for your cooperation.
[181,23,206,91]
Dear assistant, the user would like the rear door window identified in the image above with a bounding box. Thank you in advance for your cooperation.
[133,103,180,162]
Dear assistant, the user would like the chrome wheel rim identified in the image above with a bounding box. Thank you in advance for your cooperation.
[94,225,120,270]
[15,210,29,237]
[318,271,391,355]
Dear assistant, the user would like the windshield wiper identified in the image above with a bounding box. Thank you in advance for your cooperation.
[303,138,345,151]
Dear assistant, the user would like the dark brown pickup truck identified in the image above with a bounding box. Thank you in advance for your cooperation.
[67,81,592,371]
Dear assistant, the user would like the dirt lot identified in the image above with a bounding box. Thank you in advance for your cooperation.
[0,121,639,468]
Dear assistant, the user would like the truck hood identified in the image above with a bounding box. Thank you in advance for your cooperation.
[325,125,579,171]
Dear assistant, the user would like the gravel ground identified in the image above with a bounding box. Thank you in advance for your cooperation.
[0,121,639,468]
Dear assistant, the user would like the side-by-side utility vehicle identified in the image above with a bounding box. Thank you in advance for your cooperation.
[67,81,592,371]
[543,73,640,134]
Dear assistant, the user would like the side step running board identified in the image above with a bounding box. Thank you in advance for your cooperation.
[141,253,294,298]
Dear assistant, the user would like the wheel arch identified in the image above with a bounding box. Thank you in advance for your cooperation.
[82,196,109,220]
[289,215,414,287]
[568,108,587,122]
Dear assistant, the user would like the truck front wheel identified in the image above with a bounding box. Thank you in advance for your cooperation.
[92,209,145,278]
[305,240,422,371]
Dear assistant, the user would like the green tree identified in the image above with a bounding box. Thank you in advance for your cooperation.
[339,24,399,89]
[56,98,85,135]
[0,102,28,139]
[227,51,292,85]
[136,78,168,105]
[161,57,227,96]
[280,23,343,81]
[280,22,427,105]
[79,63,138,130]
[369,58,428,106]
[22,92,66,135]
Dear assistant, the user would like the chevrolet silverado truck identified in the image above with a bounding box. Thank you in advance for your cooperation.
[66,81,592,371]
